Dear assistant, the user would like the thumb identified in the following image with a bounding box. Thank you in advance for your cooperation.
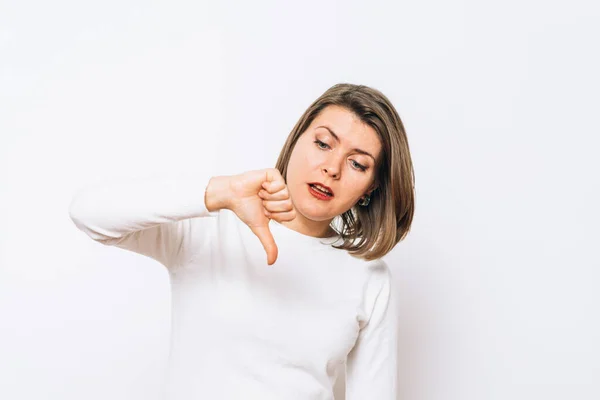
[249,223,278,265]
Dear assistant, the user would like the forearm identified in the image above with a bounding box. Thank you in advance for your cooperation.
[205,175,233,212]
[69,174,218,243]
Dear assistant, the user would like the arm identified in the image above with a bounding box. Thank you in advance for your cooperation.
[68,173,231,268]
[345,262,399,400]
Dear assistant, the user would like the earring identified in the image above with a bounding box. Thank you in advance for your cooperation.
[358,194,370,206]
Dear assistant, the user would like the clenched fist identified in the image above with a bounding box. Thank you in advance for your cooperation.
[205,168,296,265]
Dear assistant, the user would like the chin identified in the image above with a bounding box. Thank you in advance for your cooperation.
[294,202,334,222]
[290,185,338,220]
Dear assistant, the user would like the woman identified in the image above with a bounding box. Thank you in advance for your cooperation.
[69,83,415,400]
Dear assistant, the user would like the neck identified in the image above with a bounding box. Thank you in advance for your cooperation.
[280,216,337,238]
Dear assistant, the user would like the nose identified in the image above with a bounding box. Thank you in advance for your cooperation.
[322,151,344,179]
[323,168,338,179]
[322,161,341,179]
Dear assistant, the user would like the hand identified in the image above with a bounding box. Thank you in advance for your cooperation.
[227,168,296,265]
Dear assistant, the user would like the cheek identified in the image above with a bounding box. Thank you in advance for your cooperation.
[298,147,319,163]
[285,153,306,187]
[289,148,321,178]
[339,178,370,200]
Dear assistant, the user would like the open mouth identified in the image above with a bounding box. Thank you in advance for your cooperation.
[308,184,334,197]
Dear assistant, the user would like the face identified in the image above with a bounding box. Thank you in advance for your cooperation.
[285,105,382,226]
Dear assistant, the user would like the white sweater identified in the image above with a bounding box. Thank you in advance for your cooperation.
[68,173,399,400]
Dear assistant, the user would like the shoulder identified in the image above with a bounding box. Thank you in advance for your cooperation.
[339,255,393,304]
[347,254,392,282]
[351,257,396,328]
[363,258,392,294]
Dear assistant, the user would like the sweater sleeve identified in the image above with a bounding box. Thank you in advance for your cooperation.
[68,173,220,269]
[345,262,399,400]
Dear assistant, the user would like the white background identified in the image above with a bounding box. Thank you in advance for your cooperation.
[1,1,599,399]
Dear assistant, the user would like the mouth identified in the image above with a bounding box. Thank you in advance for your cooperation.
[308,183,334,198]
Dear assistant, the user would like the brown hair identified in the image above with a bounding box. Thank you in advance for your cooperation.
[275,83,415,261]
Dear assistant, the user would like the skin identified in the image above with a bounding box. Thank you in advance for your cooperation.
[275,105,382,238]
[209,105,383,265]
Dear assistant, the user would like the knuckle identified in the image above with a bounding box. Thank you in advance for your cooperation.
[271,213,282,222]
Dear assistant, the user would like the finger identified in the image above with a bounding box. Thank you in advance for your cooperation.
[263,169,286,194]
[262,180,286,194]
[258,188,289,201]
[263,199,294,213]
[249,224,278,266]
[267,209,296,222]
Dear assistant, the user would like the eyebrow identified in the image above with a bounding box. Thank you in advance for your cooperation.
[316,126,375,161]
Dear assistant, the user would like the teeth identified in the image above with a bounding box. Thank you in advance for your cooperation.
[312,184,332,195]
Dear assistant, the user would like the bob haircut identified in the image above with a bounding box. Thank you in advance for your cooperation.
[275,83,415,261]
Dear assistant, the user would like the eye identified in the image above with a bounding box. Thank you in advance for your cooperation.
[315,139,367,171]
[351,160,367,172]
[314,139,330,150]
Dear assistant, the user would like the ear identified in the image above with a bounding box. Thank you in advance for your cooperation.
[367,182,379,195]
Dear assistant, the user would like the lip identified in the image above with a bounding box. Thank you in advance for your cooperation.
[307,182,334,196]
[307,182,334,200]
